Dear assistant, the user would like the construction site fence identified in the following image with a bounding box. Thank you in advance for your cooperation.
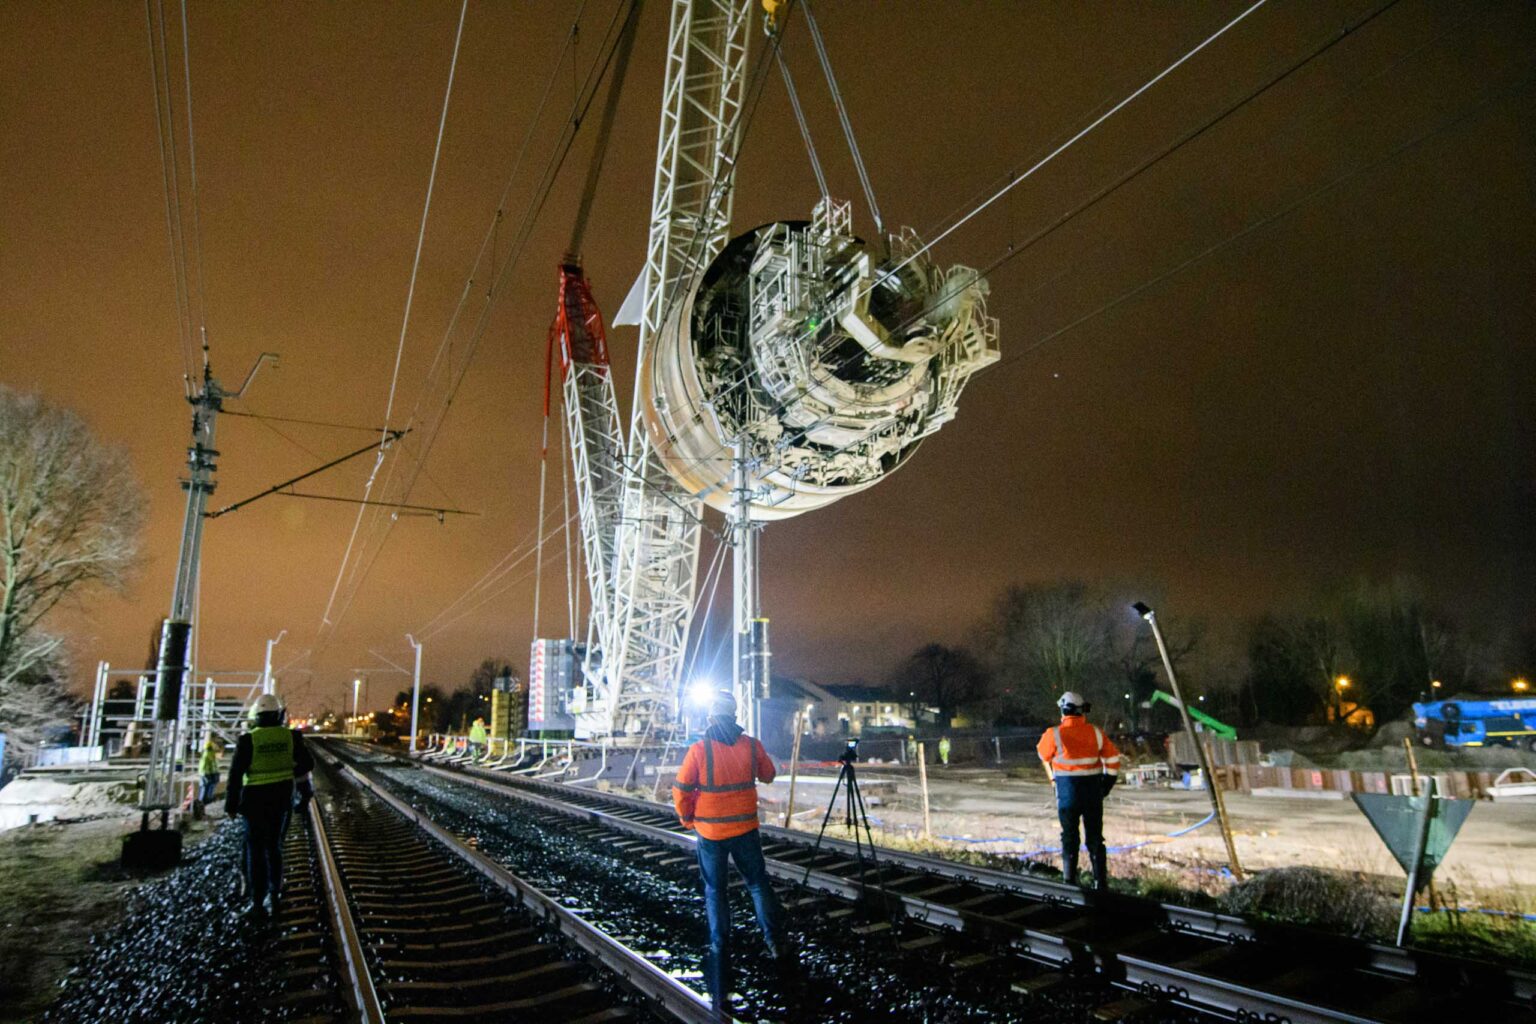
[1211,764,1502,800]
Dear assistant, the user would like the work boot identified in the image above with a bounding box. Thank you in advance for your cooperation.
[1089,849,1108,893]
[1061,852,1079,886]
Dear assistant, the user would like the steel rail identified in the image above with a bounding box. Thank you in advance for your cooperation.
[307,797,387,1024]
[317,747,719,1024]
[459,761,1536,1005]
[377,748,1536,1023]
[413,760,1372,1023]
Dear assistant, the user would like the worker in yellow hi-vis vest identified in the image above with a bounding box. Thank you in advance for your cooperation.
[226,694,313,920]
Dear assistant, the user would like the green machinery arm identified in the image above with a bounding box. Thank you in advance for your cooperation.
[1149,689,1237,740]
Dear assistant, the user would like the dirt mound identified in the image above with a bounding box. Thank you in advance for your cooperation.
[1221,866,1395,939]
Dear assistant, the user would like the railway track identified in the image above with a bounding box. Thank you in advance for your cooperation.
[302,752,712,1023]
[337,740,1535,1024]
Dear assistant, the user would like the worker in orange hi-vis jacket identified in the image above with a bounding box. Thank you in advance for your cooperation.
[1036,691,1122,891]
[672,690,787,1011]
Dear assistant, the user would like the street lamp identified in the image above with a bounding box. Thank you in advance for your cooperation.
[1132,600,1243,879]
[262,629,287,695]
[406,634,423,753]
[1515,678,1530,694]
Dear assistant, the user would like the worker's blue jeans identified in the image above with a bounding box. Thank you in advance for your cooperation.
[199,772,219,805]
[1055,775,1106,868]
[695,829,783,1006]
[240,783,293,908]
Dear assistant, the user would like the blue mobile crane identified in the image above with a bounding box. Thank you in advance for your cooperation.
[1413,696,1536,750]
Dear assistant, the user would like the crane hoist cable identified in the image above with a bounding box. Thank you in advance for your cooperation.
[800,0,882,236]
[770,2,829,203]
[567,0,644,258]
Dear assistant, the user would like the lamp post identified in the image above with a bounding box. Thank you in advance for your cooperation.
[262,629,287,696]
[352,678,362,735]
[406,634,423,752]
[1133,601,1243,879]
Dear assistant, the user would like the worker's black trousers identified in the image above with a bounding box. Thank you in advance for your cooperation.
[1055,775,1106,877]
[239,782,294,908]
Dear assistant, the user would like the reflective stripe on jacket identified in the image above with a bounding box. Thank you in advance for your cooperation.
[1036,716,1121,777]
[245,725,295,787]
[672,733,775,840]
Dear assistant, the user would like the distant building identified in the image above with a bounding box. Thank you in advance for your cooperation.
[770,677,914,735]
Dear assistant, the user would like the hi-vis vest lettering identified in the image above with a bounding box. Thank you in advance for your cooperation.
[246,726,295,787]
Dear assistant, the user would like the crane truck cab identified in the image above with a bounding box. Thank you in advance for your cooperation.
[1413,696,1536,750]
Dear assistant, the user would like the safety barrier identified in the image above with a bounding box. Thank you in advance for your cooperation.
[1212,764,1501,799]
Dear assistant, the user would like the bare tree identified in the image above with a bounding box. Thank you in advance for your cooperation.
[978,581,1114,721]
[890,643,987,728]
[1,385,143,767]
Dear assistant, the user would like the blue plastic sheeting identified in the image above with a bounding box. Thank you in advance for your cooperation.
[1416,906,1536,922]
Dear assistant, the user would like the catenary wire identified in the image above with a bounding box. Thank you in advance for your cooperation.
[314,0,625,656]
[143,0,195,384]
[320,0,469,629]
[176,0,211,358]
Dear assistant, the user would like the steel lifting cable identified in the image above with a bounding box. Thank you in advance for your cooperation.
[421,511,581,641]
[417,503,568,637]
[560,411,578,640]
[680,542,730,688]
[775,45,829,202]
[800,0,882,235]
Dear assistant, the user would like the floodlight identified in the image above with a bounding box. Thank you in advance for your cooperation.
[686,680,716,708]
[1131,601,1153,620]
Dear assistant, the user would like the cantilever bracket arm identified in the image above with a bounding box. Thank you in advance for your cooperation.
[232,352,281,398]
[206,429,408,519]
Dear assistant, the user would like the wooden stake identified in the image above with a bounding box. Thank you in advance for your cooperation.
[917,741,932,839]
[1403,737,1421,797]
[1202,736,1244,881]
[782,711,805,828]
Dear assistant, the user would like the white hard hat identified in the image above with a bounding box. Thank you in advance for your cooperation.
[708,690,738,719]
[1058,692,1089,715]
[249,693,284,720]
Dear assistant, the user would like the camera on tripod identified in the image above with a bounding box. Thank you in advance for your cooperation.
[838,737,860,765]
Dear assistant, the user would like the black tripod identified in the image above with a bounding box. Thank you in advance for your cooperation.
[803,740,883,895]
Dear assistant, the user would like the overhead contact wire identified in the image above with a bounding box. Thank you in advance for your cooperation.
[319,0,468,629]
